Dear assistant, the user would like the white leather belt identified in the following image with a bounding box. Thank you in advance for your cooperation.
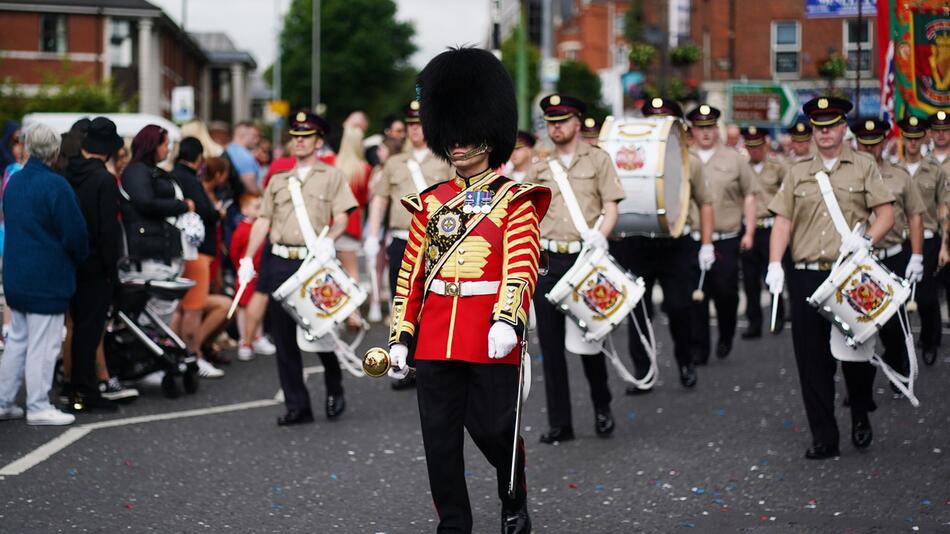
[873,243,903,260]
[691,230,740,242]
[540,238,583,254]
[271,243,309,260]
[794,261,835,271]
[390,229,410,241]
[924,229,936,240]
[756,217,775,229]
[430,280,500,297]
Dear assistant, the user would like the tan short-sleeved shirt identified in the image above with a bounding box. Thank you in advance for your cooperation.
[768,146,895,264]
[694,145,756,233]
[934,152,950,176]
[686,152,711,229]
[526,142,625,241]
[875,160,925,249]
[373,150,452,230]
[751,159,786,220]
[904,157,950,233]
[261,162,358,245]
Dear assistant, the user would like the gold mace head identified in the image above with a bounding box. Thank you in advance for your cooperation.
[362,347,391,377]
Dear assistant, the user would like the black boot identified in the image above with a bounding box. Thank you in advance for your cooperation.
[277,409,314,426]
[539,426,574,444]
[851,411,872,450]
[501,503,531,534]
[715,339,732,359]
[326,393,346,419]
[804,443,840,460]
[594,406,614,437]
[679,364,697,388]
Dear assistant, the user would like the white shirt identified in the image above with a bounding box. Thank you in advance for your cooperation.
[558,152,574,168]
[905,161,921,177]
[697,148,716,164]
[752,162,765,174]
[935,153,947,164]
[511,170,526,183]
[412,148,429,163]
[821,158,837,171]
[296,165,313,181]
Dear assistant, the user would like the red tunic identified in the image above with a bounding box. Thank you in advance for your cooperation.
[388,170,550,364]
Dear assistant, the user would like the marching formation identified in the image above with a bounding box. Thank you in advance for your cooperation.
[2,45,948,534]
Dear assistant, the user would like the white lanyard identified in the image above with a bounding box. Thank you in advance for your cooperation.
[547,159,590,234]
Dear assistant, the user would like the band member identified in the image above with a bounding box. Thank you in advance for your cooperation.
[610,97,713,393]
[526,93,624,443]
[237,111,358,425]
[581,117,601,146]
[387,47,549,533]
[740,126,787,338]
[364,100,452,389]
[767,96,895,459]
[928,111,950,325]
[686,105,757,363]
[897,115,949,365]
[852,117,925,378]
[786,118,814,163]
[508,131,536,183]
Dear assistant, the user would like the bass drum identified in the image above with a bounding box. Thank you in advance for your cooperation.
[599,116,690,238]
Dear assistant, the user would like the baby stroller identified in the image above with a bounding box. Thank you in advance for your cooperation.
[104,276,200,398]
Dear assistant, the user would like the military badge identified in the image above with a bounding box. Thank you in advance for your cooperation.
[305,271,348,318]
[438,212,461,236]
[838,269,891,322]
[578,270,624,319]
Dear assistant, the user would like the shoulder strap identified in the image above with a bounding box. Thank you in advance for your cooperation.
[814,171,851,238]
[547,159,590,233]
[287,175,321,252]
[406,158,429,193]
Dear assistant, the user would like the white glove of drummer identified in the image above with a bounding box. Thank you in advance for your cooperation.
[905,253,924,283]
[363,235,380,258]
[387,343,409,379]
[766,262,785,295]
[237,257,256,286]
[313,236,337,263]
[839,231,872,256]
[581,229,608,251]
[698,244,716,271]
[487,322,518,359]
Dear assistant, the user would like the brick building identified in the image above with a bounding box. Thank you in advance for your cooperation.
[0,0,257,123]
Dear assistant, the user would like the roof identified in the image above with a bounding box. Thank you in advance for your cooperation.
[0,0,162,16]
[190,32,257,69]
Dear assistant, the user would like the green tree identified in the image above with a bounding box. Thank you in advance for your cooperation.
[0,62,127,125]
[556,60,610,122]
[500,24,540,101]
[269,0,417,129]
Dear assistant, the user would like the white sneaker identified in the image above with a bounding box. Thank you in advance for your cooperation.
[237,344,255,362]
[251,336,277,355]
[138,371,164,387]
[196,358,224,378]
[367,302,383,323]
[0,404,24,420]
[27,408,75,426]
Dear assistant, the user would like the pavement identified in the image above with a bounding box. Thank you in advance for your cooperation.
[1,316,949,533]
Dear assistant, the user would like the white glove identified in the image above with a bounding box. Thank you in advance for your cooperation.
[839,232,872,256]
[313,236,337,263]
[698,244,716,271]
[237,257,256,286]
[581,229,608,251]
[766,262,785,295]
[387,343,409,379]
[905,253,924,283]
[487,322,518,359]
[363,235,380,258]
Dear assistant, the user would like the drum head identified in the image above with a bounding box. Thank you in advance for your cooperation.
[660,124,690,237]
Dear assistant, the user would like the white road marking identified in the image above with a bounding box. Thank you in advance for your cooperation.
[0,365,326,477]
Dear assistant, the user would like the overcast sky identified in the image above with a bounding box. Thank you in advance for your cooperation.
[150,0,491,71]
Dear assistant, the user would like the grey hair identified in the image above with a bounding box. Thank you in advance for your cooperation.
[22,122,62,165]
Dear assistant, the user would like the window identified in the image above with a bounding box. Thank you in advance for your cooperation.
[844,19,872,76]
[108,19,132,67]
[614,12,625,37]
[771,21,800,77]
[39,15,67,53]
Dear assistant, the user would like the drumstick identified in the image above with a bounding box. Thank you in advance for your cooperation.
[692,269,706,302]
[227,281,249,321]
[769,292,780,333]
[906,283,918,313]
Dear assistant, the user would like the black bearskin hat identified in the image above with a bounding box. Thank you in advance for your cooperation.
[417,47,517,170]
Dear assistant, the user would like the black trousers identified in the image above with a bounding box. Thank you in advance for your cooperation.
[741,227,786,332]
[609,235,693,374]
[69,274,114,396]
[387,237,417,365]
[690,236,740,362]
[534,251,611,429]
[788,269,876,448]
[416,360,526,534]
[879,252,911,374]
[259,252,342,413]
[915,237,942,351]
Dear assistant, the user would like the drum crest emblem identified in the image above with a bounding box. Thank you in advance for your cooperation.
[836,266,891,322]
[576,269,624,318]
[305,270,349,317]
[615,145,646,171]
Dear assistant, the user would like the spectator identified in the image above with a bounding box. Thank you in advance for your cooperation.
[108,142,131,179]
[334,126,371,296]
[226,121,262,193]
[0,122,88,426]
[255,138,273,177]
[208,121,231,148]
[382,112,406,149]
[63,117,124,412]
[1,121,20,172]
[0,124,25,344]
[228,192,276,361]
[181,120,224,160]
[171,138,226,378]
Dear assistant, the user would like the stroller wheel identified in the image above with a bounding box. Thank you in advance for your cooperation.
[183,365,200,394]
[161,373,181,399]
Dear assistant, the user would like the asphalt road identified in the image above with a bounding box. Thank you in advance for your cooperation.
[1,315,949,533]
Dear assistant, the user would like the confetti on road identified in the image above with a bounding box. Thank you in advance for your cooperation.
[329,473,338,481]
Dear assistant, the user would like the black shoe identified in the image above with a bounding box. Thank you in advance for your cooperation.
[922,348,937,366]
[715,339,732,359]
[501,503,531,534]
[741,327,762,340]
[851,412,873,450]
[66,393,118,413]
[679,364,697,388]
[539,426,574,444]
[594,407,614,437]
[804,443,840,460]
[625,385,653,396]
[326,393,346,419]
[277,409,314,426]
[390,374,416,390]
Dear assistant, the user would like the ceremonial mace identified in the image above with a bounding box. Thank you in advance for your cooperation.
[508,339,527,499]
[361,347,415,379]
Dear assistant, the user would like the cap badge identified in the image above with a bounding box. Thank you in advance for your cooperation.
[865,120,875,131]
[909,116,918,126]
[818,98,829,109]
[296,112,306,121]
[410,100,420,111]
[796,123,805,132]
[550,95,561,106]
[699,105,711,115]
[939,111,947,120]
[585,118,596,128]
[651,97,663,108]
[748,126,757,135]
